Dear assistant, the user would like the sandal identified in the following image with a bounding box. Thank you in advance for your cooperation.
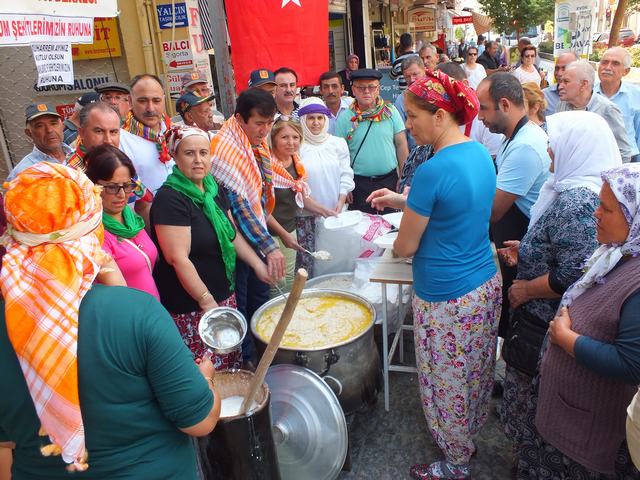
[410,461,470,480]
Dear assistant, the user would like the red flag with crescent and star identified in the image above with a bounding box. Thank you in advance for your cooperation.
[224,0,329,92]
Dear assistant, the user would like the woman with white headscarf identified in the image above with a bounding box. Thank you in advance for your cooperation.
[497,111,622,459]
[516,162,640,478]
[296,97,354,275]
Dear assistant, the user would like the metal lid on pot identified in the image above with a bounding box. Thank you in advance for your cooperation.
[265,364,347,480]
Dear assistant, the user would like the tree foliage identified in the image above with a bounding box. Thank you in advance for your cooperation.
[478,0,555,35]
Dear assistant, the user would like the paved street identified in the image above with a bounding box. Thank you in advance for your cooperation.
[338,339,512,480]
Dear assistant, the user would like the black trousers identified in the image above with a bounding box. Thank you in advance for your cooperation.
[349,170,399,214]
[490,203,530,338]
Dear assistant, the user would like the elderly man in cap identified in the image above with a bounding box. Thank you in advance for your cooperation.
[119,74,174,193]
[63,92,99,146]
[176,91,217,131]
[334,68,408,213]
[95,81,131,121]
[248,69,277,97]
[170,70,223,128]
[557,60,636,162]
[595,47,640,162]
[8,103,73,181]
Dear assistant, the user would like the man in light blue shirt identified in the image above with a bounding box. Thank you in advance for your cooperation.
[595,47,640,162]
[476,73,550,335]
[8,103,72,181]
[542,51,578,116]
[394,55,426,151]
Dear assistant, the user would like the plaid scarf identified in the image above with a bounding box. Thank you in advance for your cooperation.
[211,116,308,225]
[346,97,392,141]
[270,152,310,208]
[122,110,172,163]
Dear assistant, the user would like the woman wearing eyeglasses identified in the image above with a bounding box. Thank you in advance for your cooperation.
[461,46,486,90]
[85,144,160,300]
[513,45,542,86]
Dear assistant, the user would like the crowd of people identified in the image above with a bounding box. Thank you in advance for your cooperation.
[0,30,640,480]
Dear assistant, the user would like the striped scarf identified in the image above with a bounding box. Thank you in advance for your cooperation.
[270,152,310,208]
[211,116,308,226]
[66,140,89,172]
[122,110,172,163]
[346,97,392,141]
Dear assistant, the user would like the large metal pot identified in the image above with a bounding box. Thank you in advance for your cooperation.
[251,289,381,414]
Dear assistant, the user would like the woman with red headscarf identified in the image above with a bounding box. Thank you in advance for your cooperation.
[388,71,501,479]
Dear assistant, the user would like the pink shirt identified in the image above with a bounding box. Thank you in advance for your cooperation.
[102,229,160,301]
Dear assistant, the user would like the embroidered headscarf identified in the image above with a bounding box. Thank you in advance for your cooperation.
[1,163,109,472]
[122,110,172,163]
[407,69,479,126]
[529,111,621,229]
[299,97,332,145]
[561,163,640,307]
[346,97,393,141]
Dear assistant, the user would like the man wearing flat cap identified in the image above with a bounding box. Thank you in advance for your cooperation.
[8,103,73,181]
[335,69,408,213]
[95,81,131,121]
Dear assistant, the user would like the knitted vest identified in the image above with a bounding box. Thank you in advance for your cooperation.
[535,255,640,474]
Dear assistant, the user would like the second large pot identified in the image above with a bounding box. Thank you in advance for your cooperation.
[251,289,381,414]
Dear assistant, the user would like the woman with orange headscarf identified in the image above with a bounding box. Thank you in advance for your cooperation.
[383,71,501,479]
[0,163,220,479]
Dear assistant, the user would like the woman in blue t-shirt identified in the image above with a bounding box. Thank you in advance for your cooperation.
[390,71,501,480]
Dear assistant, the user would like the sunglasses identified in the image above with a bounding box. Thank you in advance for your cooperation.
[524,54,536,58]
[468,53,477,56]
[99,182,137,195]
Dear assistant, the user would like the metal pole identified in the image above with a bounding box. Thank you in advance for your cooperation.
[208,0,236,118]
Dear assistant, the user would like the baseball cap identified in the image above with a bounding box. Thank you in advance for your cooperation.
[176,91,215,117]
[25,103,61,123]
[248,69,276,88]
[94,81,130,94]
[181,70,208,89]
[77,92,100,107]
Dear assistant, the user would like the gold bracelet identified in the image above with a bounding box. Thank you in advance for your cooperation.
[198,290,212,302]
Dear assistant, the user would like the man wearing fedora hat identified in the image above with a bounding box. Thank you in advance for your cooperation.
[335,68,408,213]
[8,103,73,181]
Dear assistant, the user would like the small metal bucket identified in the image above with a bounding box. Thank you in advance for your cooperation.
[198,307,247,354]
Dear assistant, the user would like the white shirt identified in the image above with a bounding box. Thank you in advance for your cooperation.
[512,66,541,86]
[462,63,487,90]
[119,129,175,193]
[299,135,354,211]
[327,96,353,135]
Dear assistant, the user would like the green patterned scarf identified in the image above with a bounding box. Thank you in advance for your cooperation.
[102,206,146,239]
[164,166,237,290]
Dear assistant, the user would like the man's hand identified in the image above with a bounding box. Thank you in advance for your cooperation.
[366,188,406,211]
[266,249,286,281]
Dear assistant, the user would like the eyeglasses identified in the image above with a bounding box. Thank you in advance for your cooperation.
[353,84,379,92]
[100,93,128,103]
[99,182,137,195]
[524,54,536,58]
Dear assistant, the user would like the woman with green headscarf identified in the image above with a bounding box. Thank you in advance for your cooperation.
[151,125,271,369]
[85,144,159,299]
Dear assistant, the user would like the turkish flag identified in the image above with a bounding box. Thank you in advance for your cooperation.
[224,0,329,91]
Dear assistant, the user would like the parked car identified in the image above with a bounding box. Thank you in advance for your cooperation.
[593,29,636,49]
